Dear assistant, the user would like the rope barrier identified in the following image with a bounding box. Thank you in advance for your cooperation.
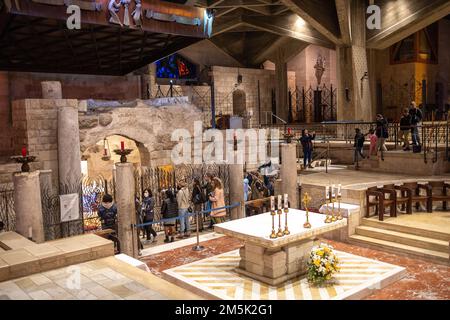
[133,202,240,228]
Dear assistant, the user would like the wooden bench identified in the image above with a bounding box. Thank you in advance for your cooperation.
[402,182,432,212]
[366,186,396,221]
[429,181,450,210]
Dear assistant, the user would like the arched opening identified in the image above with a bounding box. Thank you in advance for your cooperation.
[81,134,147,181]
[233,89,246,116]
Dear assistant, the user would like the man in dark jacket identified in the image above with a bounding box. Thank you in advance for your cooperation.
[354,128,365,162]
[399,108,411,151]
[375,114,388,152]
[98,194,117,230]
[409,101,422,146]
[299,129,316,169]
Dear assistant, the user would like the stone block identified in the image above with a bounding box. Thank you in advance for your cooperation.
[263,250,286,269]
[245,251,264,266]
[245,261,264,275]
[263,265,286,279]
[244,243,265,256]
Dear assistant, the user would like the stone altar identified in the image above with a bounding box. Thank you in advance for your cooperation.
[214,210,347,285]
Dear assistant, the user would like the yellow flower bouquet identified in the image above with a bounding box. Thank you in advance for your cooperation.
[307,243,340,285]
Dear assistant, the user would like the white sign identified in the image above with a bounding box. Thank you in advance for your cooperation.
[60,193,80,222]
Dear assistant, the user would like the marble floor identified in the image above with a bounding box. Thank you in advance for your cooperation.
[0,255,201,300]
[300,168,450,187]
[163,249,406,300]
[141,235,450,300]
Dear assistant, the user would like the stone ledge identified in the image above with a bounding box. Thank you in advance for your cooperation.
[0,233,114,282]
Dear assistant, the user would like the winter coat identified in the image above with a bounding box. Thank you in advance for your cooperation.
[98,202,117,229]
[141,196,155,221]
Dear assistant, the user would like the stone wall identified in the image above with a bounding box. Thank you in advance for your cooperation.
[11,99,78,186]
[8,72,141,101]
[211,66,296,127]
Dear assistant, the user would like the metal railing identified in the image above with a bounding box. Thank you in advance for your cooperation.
[262,120,449,164]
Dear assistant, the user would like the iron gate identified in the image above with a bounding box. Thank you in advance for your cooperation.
[0,183,15,231]
[290,84,337,123]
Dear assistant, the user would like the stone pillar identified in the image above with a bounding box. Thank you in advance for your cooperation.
[57,101,82,193]
[275,58,289,123]
[229,162,245,220]
[13,172,45,243]
[115,162,138,258]
[41,81,62,99]
[280,143,298,208]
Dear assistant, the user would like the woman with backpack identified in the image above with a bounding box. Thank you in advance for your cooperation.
[141,189,157,243]
[192,177,205,232]
[161,188,178,243]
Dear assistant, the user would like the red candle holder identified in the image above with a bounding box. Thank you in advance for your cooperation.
[113,148,133,163]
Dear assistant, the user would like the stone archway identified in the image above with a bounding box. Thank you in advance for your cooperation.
[233,89,246,116]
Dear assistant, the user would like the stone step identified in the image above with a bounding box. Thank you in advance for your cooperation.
[362,218,450,241]
[0,231,37,251]
[356,226,449,253]
[349,234,449,264]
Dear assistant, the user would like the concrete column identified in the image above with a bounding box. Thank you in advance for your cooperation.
[41,81,62,99]
[275,58,289,123]
[229,161,245,220]
[280,143,298,209]
[115,162,138,258]
[57,101,82,193]
[13,172,45,243]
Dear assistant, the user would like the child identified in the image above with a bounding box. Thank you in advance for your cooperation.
[367,128,377,157]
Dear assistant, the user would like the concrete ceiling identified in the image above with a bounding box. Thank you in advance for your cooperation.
[167,0,450,67]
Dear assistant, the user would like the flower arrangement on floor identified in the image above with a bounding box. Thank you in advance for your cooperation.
[307,243,340,285]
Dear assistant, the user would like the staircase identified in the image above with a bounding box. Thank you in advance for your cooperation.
[349,219,450,264]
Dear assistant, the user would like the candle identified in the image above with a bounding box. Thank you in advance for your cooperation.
[278,195,282,210]
[325,186,329,199]
[120,141,124,151]
[28,227,32,239]
[284,194,288,209]
[288,128,291,135]
[331,184,336,197]
[103,147,107,156]
[338,184,342,197]
[270,196,275,211]
[21,146,27,157]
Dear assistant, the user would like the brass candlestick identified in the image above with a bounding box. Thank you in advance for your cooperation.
[324,198,332,223]
[270,209,277,239]
[331,196,337,222]
[303,193,312,228]
[113,148,133,163]
[11,155,36,173]
[337,195,343,220]
[283,207,290,235]
[277,207,284,237]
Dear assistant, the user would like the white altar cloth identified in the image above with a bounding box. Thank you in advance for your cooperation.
[319,202,360,218]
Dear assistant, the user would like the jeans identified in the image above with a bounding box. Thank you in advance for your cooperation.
[303,149,312,167]
[354,147,364,162]
[411,125,420,145]
[178,208,190,233]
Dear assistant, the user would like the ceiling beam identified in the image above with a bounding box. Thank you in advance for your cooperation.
[280,0,342,45]
[240,14,335,48]
[366,0,450,49]
[212,16,245,36]
[335,0,351,45]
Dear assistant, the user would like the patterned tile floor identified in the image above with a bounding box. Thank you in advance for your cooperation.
[163,249,406,300]
[142,235,450,300]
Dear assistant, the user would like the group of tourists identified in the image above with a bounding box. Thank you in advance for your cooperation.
[96,173,228,250]
[352,101,423,162]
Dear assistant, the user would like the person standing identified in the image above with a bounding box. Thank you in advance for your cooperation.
[375,114,388,154]
[98,194,120,252]
[141,189,157,243]
[409,101,423,147]
[399,108,412,151]
[353,128,365,162]
[367,128,378,158]
[161,188,178,243]
[209,177,226,225]
[191,177,205,232]
[176,181,191,238]
[203,173,215,229]
[299,129,316,169]
[243,178,250,201]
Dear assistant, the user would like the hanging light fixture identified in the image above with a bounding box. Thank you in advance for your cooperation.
[101,138,111,161]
